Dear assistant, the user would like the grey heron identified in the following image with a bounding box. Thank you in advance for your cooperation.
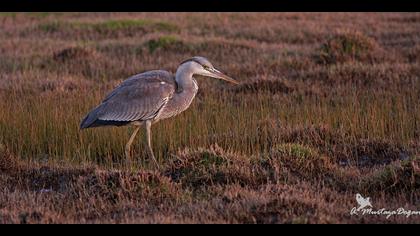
[80,56,238,168]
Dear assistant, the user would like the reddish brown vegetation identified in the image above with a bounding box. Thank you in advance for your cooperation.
[1,141,418,223]
[0,13,419,223]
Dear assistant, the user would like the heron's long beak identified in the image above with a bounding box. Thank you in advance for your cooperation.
[208,68,239,85]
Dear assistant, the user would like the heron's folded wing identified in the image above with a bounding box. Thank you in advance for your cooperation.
[98,82,174,122]
[79,71,176,129]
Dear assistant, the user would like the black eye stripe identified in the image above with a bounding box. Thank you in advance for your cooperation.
[180,58,211,69]
[180,58,202,66]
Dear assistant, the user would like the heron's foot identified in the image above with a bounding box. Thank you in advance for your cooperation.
[124,149,133,167]
[147,151,160,169]
[150,156,160,170]
[124,155,133,170]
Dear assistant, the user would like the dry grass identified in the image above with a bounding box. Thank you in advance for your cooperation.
[0,12,420,223]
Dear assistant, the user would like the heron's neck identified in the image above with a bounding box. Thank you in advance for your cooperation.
[175,65,198,93]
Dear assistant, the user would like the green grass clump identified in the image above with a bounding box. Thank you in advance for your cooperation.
[361,157,420,194]
[165,146,254,190]
[146,35,188,52]
[92,19,178,32]
[196,150,228,167]
[94,19,150,30]
[37,19,179,35]
[274,143,318,160]
[267,143,336,179]
[317,30,380,64]
[0,143,18,172]
[0,12,17,18]
[27,12,52,18]
[37,21,66,33]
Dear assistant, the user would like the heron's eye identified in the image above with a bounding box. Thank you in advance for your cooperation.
[203,65,210,70]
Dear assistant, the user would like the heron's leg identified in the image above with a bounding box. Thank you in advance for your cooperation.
[125,125,141,164]
[145,120,159,168]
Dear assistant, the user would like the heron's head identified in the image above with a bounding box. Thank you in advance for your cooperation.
[179,56,239,84]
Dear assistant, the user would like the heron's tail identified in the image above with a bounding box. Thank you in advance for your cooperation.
[79,106,100,129]
[80,107,130,129]
[80,113,94,129]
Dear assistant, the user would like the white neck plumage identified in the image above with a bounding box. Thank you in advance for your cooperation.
[175,62,199,93]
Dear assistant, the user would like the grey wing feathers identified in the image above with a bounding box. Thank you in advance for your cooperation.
[80,70,175,129]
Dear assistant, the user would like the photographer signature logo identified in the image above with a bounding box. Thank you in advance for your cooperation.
[350,194,420,219]
[356,194,373,211]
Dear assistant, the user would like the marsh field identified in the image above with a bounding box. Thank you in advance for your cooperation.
[0,12,419,223]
